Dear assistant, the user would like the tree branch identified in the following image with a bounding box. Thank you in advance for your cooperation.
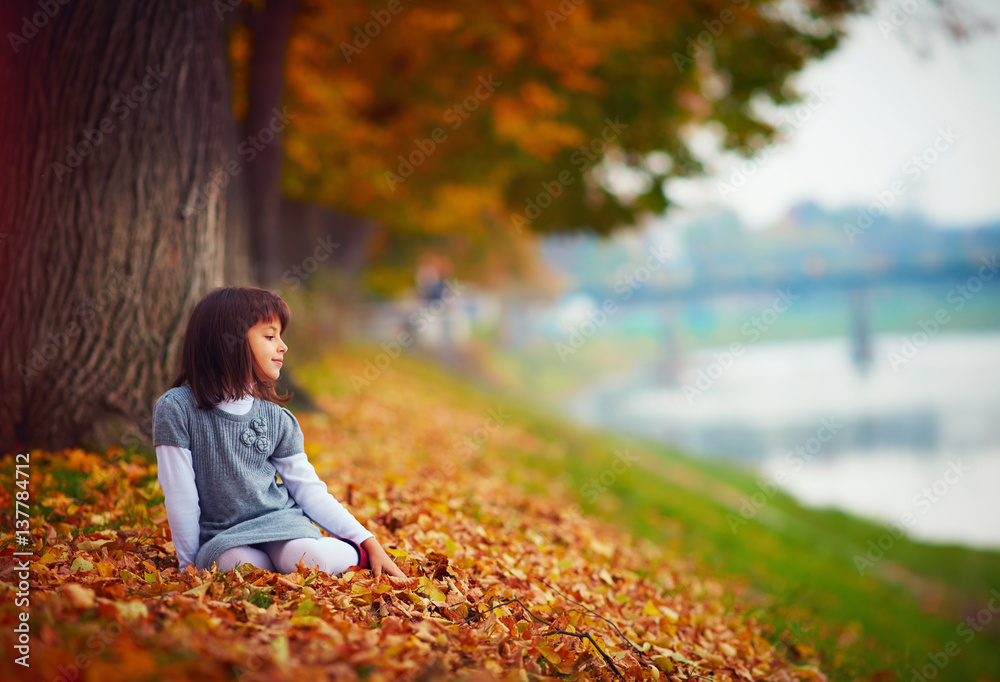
[464,596,625,680]
[534,577,654,664]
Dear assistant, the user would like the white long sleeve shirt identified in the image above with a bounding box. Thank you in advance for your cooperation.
[155,394,373,569]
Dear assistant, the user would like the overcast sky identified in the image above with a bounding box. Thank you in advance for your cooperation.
[664,0,1000,230]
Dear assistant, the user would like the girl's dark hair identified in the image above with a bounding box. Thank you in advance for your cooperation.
[170,286,293,410]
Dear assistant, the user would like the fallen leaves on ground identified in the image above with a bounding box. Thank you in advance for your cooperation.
[0,356,827,681]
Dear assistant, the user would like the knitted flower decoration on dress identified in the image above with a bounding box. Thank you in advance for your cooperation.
[240,417,269,453]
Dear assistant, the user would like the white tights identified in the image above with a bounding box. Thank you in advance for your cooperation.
[216,537,361,575]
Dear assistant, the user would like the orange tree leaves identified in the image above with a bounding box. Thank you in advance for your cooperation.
[256,0,866,293]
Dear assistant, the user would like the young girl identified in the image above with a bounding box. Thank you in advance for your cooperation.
[152,286,404,578]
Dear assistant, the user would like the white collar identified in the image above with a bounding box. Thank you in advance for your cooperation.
[216,392,254,415]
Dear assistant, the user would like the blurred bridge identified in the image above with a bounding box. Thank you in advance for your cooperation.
[577,255,995,304]
[574,254,998,373]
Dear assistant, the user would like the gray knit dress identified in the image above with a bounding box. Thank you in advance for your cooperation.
[152,384,323,571]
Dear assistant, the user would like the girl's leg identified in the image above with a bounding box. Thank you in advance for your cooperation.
[259,537,360,575]
[217,545,276,572]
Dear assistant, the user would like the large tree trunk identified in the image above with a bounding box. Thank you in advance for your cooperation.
[241,0,379,291]
[0,1,237,454]
[220,11,256,288]
[244,0,300,286]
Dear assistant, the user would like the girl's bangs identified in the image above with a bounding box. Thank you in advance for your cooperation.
[248,290,290,333]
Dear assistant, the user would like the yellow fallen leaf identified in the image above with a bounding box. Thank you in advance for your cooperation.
[70,557,94,573]
[35,547,64,565]
[275,575,302,589]
[403,591,426,606]
[538,644,562,665]
[182,583,211,596]
[418,577,447,602]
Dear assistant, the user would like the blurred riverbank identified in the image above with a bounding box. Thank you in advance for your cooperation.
[558,331,1000,549]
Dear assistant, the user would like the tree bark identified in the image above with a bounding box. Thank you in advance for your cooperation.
[244,0,300,286]
[0,1,237,454]
[220,8,256,288]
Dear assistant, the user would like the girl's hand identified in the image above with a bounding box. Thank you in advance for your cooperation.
[361,536,406,578]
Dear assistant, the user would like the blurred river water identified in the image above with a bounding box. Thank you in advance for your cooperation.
[563,331,1000,549]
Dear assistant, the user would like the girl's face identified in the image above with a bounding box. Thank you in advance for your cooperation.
[247,318,287,381]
